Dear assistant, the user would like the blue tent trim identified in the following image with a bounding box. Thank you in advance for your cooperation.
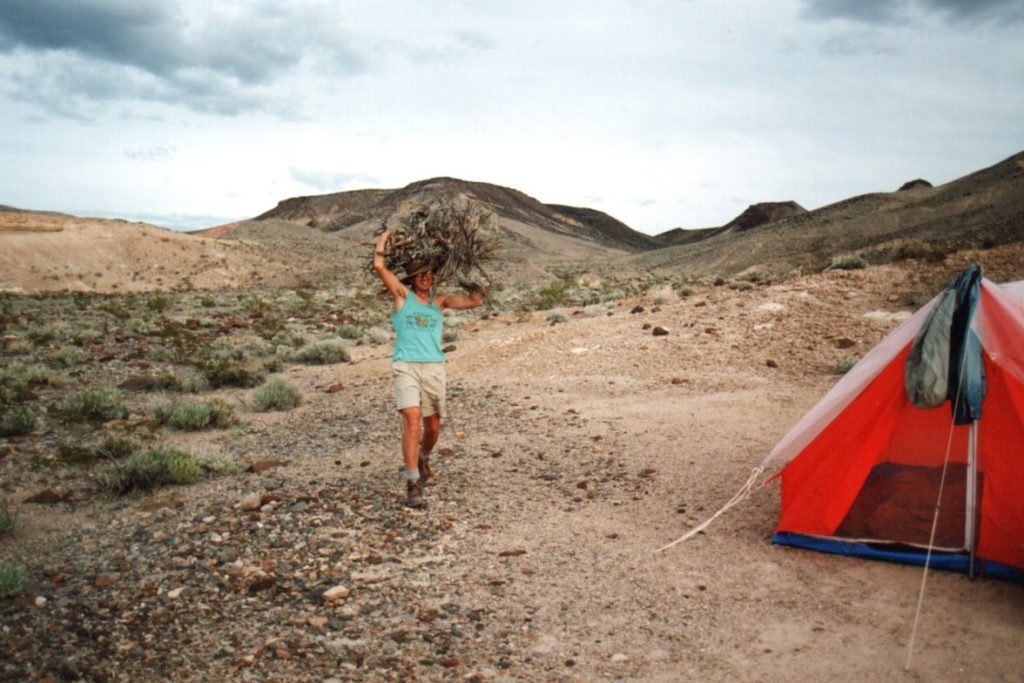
[772,532,1024,583]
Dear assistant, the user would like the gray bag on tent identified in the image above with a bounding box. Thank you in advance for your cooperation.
[905,289,956,408]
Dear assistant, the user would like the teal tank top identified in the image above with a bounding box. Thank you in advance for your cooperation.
[391,293,445,362]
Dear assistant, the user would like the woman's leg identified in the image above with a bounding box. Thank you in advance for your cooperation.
[400,406,422,471]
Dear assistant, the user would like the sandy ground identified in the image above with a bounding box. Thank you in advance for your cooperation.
[3,264,1024,681]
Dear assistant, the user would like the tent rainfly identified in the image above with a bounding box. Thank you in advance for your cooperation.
[765,265,1024,581]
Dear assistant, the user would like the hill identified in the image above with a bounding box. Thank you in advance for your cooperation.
[637,151,1024,278]
[0,211,301,293]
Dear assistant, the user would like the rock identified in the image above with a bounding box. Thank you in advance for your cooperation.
[642,323,652,330]
[309,616,329,628]
[248,461,286,474]
[630,305,645,314]
[238,493,262,511]
[166,587,185,599]
[94,575,114,588]
[25,489,72,504]
[324,383,345,393]
[834,337,857,349]
[670,377,688,385]
[322,585,350,602]
[766,359,779,368]
[118,375,154,391]
[497,549,527,557]
[611,653,629,663]
[652,326,669,336]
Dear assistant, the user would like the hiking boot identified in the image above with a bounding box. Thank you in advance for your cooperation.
[406,480,425,508]
[418,455,432,485]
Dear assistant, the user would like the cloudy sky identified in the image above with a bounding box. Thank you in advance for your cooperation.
[1,0,1021,234]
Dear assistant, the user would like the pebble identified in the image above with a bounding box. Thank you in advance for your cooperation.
[322,585,350,602]
[611,653,629,663]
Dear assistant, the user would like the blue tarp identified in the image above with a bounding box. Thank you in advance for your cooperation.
[772,532,1024,583]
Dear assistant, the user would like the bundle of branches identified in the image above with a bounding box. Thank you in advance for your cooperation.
[377,196,500,293]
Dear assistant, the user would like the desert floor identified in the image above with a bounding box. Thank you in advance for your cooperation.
[3,265,1023,682]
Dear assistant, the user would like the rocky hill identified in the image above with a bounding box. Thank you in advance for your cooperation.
[636,150,1024,278]
[251,177,661,253]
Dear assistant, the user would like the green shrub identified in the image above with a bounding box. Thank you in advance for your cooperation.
[0,566,29,598]
[335,324,362,340]
[251,377,302,412]
[0,404,37,436]
[5,339,33,356]
[27,325,58,345]
[196,358,265,388]
[826,254,868,271]
[536,282,571,310]
[58,386,129,423]
[546,311,568,325]
[93,445,210,495]
[0,363,58,394]
[167,399,235,431]
[0,503,16,536]
[146,294,171,313]
[290,339,351,365]
[48,345,86,368]
[365,327,390,346]
[835,356,860,374]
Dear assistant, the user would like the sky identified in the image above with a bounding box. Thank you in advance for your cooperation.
[0,0,1022,235]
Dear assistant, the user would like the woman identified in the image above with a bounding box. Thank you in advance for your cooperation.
[373,230,484,507]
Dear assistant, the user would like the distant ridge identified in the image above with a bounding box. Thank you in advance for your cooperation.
[254,177,662,253]
[636,150,1024,277]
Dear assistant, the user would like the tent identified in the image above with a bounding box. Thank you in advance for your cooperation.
[765,266,1024,581]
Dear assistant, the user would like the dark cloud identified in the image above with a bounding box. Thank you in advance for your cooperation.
[0,0,365,117]
[800,0,1020,25]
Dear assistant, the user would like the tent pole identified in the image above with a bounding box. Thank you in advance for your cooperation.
[966,421,978,577]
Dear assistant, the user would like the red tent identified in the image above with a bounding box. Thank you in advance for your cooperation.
[766,272,1024,579]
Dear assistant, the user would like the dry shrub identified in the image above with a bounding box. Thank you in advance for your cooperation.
[378,196,499,292]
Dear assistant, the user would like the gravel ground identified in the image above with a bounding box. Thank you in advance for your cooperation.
[4,261,1024,682]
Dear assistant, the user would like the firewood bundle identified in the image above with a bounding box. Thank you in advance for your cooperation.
[377,197,499,293]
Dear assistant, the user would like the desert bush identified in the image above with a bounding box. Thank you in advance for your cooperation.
[365,326,390,346]
[728,280,754,291]
[0,566,29,598]
[206,336,246,361]
[0,404,38,437]
[547,310,568,325]
[536,282,571,310]
[166,399,236,431]
[146,294,172,313]
[0,502,16,536]
[834,356,860,374]
[58,386,129,423]
[48,345,85,368]
[825,254,867,271]
[442,328,459,343]
[0,363,58,394]
[291,339,351,365]
[56,436,136,466]
[335,324,362,340]
[27,325,58,345]
[195,358,265,389]
[252,313,288,341]
[5,339,33,356]
[93,445,210,495]
[251,377,302,412]
[648,284,677,305]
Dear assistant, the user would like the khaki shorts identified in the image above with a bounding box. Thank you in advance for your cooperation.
[392,361,446,418]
